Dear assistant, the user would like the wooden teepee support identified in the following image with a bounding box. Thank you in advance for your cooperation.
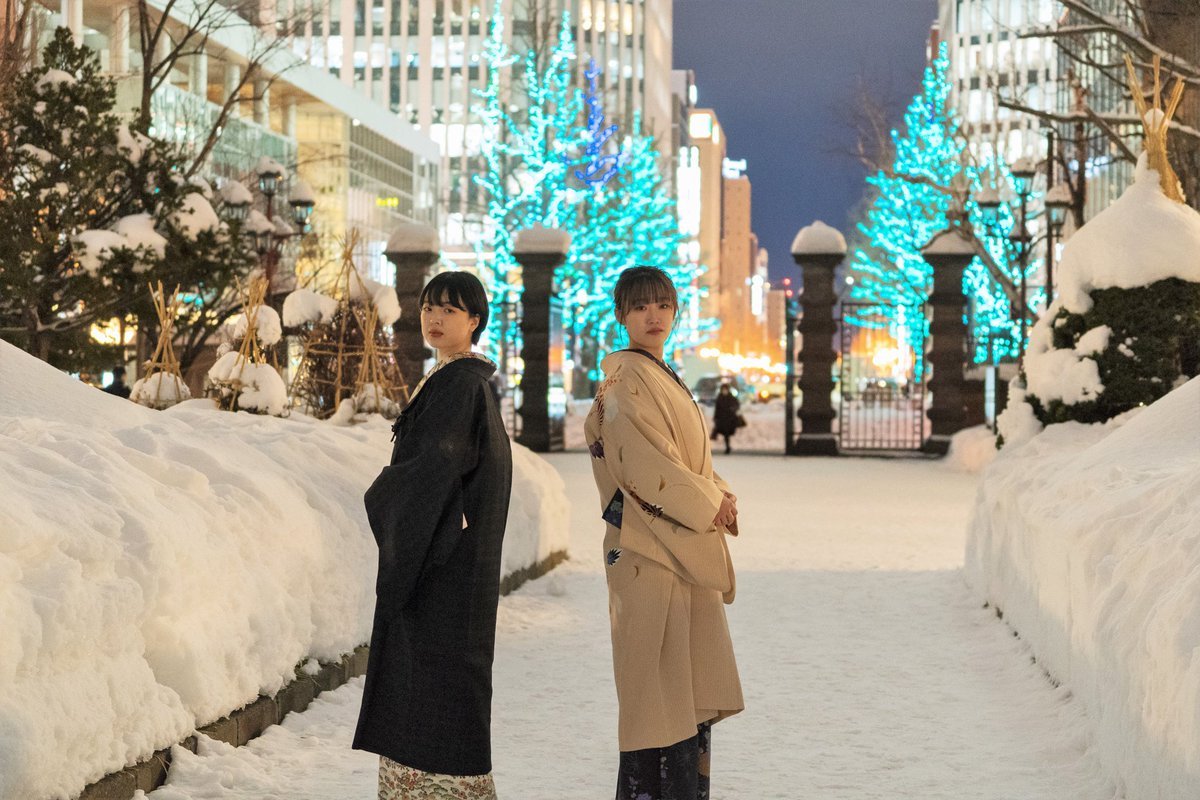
[288,230,410,418]
[211,275,270,411]
[1125,54,1187,203]
[137,281,188,408]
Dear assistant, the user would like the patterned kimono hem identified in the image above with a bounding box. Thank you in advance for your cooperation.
[379,756,498,800]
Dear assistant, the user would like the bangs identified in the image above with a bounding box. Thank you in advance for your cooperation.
[614,267,679,316]
[419,281,469,311]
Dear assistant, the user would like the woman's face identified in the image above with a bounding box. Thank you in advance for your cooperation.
[420,299,479,354]
[620,299,675,352]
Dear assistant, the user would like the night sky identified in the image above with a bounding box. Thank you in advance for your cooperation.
[673,0,938,283]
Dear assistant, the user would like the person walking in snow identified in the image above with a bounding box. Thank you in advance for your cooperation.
[584,266,744,800]
[711,383,741,455]
[354,270,512,800]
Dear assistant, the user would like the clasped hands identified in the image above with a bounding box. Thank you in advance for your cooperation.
[713,490,738,530]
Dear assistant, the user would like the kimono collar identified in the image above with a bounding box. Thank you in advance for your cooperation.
[407,351,497,405]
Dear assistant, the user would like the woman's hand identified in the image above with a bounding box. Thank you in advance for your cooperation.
[713,493,738,529]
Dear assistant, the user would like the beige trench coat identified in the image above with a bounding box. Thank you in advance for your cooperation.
[585,351,744,752]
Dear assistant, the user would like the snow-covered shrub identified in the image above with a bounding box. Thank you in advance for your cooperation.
[1001,154,1200,443]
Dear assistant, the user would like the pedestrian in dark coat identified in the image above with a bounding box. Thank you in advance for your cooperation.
[354,270,512,799]
[712,383,741,454]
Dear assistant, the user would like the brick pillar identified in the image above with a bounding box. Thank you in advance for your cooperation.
[921,229,975,455]
[513,226,570,453]
[790,250,843,456]
[384,223,440,399]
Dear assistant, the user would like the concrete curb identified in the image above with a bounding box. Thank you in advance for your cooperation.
[74,550,569,800]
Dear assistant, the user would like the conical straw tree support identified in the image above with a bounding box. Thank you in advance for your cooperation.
[130,281,192,409]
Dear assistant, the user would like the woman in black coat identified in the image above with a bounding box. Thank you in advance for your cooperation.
[354,271,512,800]
[711,382,741,455]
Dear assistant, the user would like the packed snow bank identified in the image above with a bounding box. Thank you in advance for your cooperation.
[0,341,568,800]
[945,425,997,473]
[966,377,1200,799]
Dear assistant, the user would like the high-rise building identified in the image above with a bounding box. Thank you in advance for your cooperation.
[937,0,1059,168]
[938,0,1134,223]
[288,0,675,253]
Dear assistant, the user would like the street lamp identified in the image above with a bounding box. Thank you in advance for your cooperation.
[977,157,1037,364]
[218,158,315,295]
[1044,182,1071,300]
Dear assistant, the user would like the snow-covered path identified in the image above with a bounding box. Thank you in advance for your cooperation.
[146,454,1113,800]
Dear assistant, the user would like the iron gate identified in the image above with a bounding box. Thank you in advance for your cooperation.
[836,303,928,452]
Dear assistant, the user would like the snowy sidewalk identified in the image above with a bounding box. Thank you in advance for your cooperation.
[146,454,1113,800]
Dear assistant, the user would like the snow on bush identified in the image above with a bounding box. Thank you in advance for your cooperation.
[73,228,126,275]
[348,274,401,326]
[966,377,1200,798]
[0,340,569,800]
[170,193,221,239]
[228,305,283,347]
[1010,155,1200,432]
[282,289,338,327]
[130,372,191,409]
[206,352,288,416]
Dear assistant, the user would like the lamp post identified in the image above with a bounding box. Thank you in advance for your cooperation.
[217,157,316,296]
[977,156,1037,363]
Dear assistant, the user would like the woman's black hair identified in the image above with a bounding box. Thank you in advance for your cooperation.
[419,270,490,344]
[613,266,679,321]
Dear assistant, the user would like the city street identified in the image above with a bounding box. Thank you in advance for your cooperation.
[145,453,1112,800]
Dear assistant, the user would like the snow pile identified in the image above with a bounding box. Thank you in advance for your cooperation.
[206,353,288,416]
[945,425,997,473]
[1056,154,1200,314]
[73,228,127,275]
[74,214,169,275]
[966,377,1200,798]
[218,179,253,207]
[0,340,569,800]
[347,274,401,326]
[170,193,221,239]
[1020,310,1106,406]
[228,306,283,347]
[921,227,976,255]
[385,222,440,254]
[513,224,571,255]
[130,372,191,409]
[35,68,76,90]
[351,383,401,417]
[790,220,847,255]
[282,288,338,327]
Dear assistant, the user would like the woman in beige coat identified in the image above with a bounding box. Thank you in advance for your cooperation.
[585,266,744,800]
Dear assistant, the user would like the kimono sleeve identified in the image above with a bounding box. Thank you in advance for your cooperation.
[599,372,724,535]
[363,372,483,616]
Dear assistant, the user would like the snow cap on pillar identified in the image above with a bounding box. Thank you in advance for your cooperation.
[922,227,977,256]
[791,221,847,257]
[514,223,571,256]
[385,222,440,257]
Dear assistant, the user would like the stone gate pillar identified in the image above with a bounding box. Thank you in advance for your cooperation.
[790,221,847,456]
[513,225,570,453]
[920,228,976,455]
[384,223,440,397]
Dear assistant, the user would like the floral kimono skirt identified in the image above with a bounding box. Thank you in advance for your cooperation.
[378,757,497,800]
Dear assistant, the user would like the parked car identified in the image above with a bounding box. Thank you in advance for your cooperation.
[691,374,754,405]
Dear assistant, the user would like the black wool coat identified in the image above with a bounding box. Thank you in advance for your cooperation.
[353,356,513,776]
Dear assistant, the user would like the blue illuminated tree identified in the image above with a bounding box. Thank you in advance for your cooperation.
[473,10,713,381]
[849,43,1041,367]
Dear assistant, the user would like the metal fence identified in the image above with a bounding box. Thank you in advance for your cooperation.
[836,303,928,452]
